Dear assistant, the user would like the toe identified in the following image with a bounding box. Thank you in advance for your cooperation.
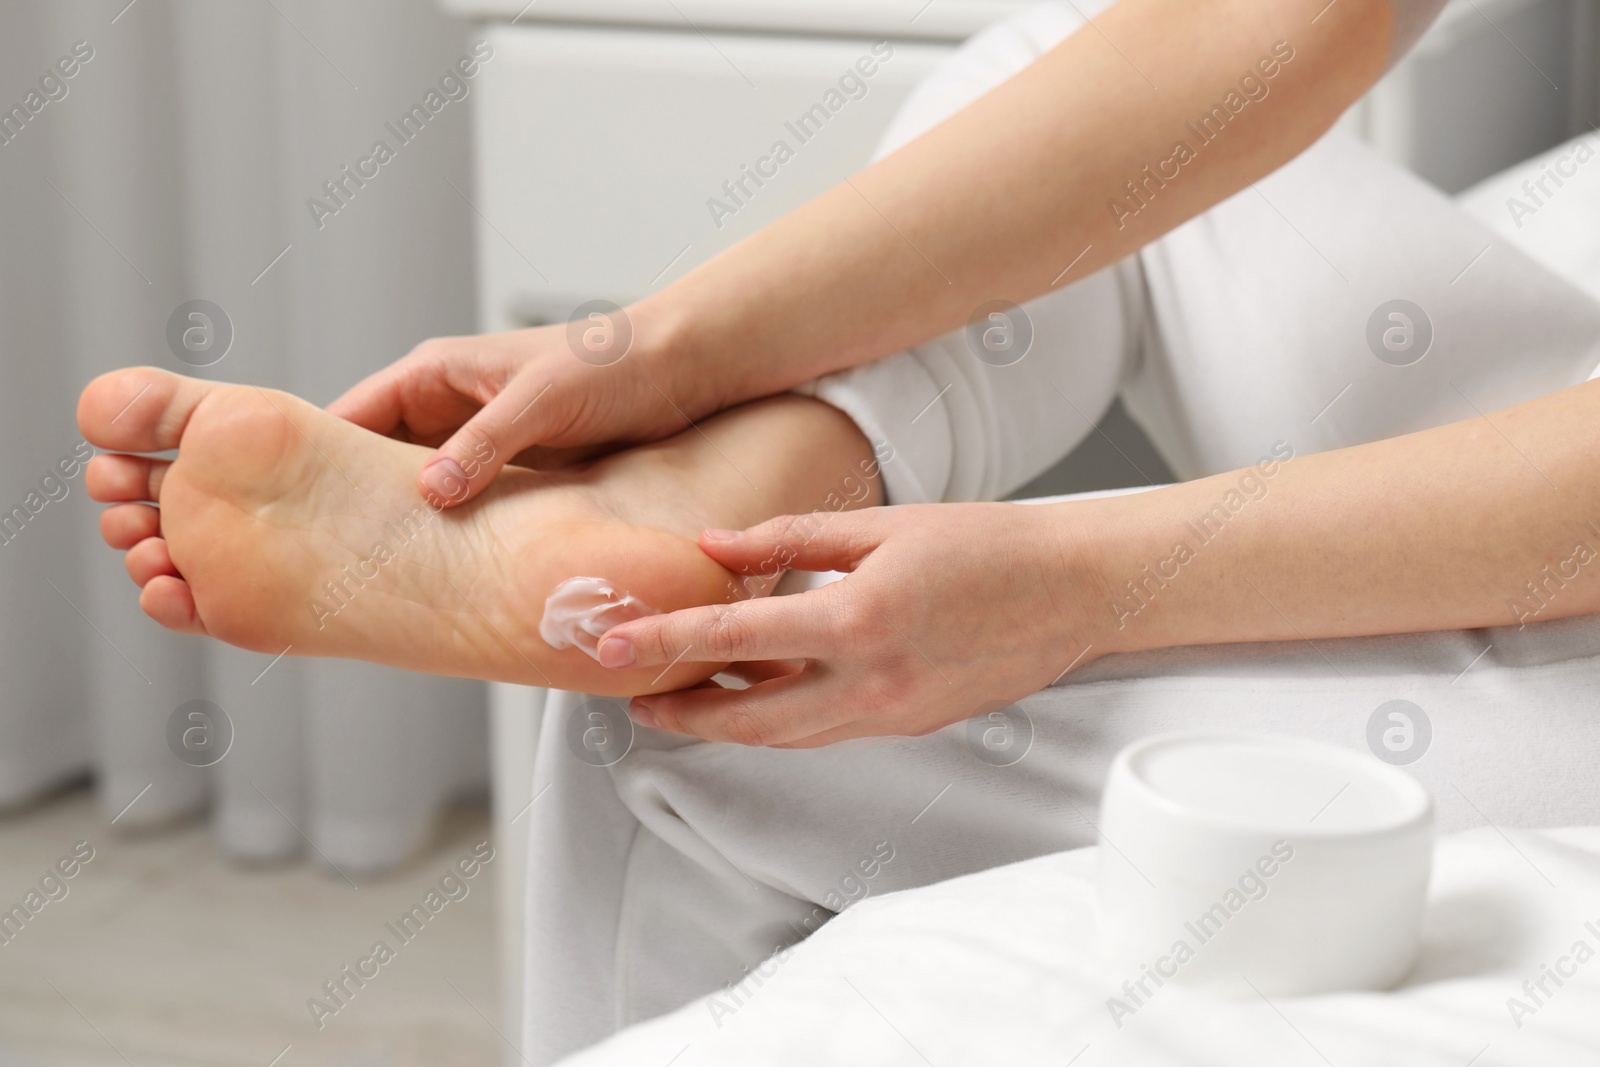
[101,504,161,549]
[125,536,179,586]
[78,367,218,453]
[86,454,169,503]
[139,575,207,636]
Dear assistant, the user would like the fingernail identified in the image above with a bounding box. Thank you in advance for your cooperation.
[597,637,636,669]
[702,528,739,543]
[420,458,468,505]
[628,700,658,728]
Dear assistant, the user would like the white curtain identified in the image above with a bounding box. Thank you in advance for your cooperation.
[0,0,487,873]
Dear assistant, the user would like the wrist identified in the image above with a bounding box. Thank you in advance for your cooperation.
[1018,500,1124,666]
[627,282,744,421]
[1033,493,1182,662]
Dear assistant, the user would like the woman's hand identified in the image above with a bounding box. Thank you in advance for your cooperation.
[598,370,1600,750]
[594,503,1118,747]
[327,0,1394,512]
[328,313,715,506]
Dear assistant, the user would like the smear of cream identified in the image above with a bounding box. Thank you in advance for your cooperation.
[538,577,659,660]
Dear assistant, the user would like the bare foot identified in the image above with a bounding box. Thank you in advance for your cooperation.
[76,368,878,696]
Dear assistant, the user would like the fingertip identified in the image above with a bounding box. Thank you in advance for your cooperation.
[323,395,359,423]
[599,616,659,665]
[330,398,389,436]
[329,371,411,437]
[627,700,658,729]
[695,526,787,573]
[419,457,472,507]
[596,636,636,669]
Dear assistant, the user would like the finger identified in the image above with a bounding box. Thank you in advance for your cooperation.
[86,454,169,503]
[697,511,886,576]
[331,337,517,444]
[509,442,618,470]
[718,659,803,686]
[326,337,474,436]
[674,677,729,694]
[324,347,428,435]
[100,504,161,549]
[77,367,218,453]
[775,716,930,749]
[418,374,556,507]
[597,589,842,669]
[125,536,179,586]
[139,575,207,636]
[326,361,412,436]
[632,670,853,746]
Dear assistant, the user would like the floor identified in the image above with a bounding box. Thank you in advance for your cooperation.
[0,786,500,1067]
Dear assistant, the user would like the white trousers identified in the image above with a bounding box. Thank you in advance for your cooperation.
[522,6,1600,1063]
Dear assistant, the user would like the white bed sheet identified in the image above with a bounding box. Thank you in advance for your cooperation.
[559,826,1600,1066]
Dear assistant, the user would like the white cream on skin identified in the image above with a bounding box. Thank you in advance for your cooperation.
[538,577,659,660]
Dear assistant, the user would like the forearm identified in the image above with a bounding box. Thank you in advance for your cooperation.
[1079,378,1600,656]
[634,0,1392,408]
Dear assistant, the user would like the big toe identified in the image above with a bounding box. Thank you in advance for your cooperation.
[78,367,218,454]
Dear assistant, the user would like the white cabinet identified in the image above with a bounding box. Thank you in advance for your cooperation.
[469,24,951,332]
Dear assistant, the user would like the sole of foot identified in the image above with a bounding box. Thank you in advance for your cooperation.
[77,367,741,696]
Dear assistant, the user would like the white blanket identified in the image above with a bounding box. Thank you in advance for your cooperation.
[559,827,1600,1066]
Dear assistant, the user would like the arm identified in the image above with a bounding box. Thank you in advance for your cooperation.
[645,0,1395,411]
[603,376,1600,746]
[334,0,1408,503]
[1087,377,1600,653]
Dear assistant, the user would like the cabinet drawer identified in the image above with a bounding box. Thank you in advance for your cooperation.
[443,0,1026,42]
